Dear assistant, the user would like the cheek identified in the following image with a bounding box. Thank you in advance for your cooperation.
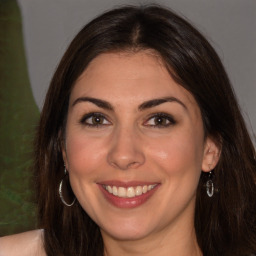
[64,133,107,210]
[65,133,106,177]
[147,129,205,212]
[147,127,204,177]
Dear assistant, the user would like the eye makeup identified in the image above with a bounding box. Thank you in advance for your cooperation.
[79,111,177,129]
[143,112,177,128]
[79,112,111,128]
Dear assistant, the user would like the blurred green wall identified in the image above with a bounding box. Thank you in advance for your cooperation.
[0,0,40,235]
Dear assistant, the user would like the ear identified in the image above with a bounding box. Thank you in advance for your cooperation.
[201,136,221,172]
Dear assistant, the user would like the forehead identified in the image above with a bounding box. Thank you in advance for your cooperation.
[70,51,198,111]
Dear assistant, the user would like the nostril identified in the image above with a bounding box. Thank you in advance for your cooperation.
[127,162,139,168]
[106,133,145,170]
[108,155,145,170]
[109,160,139,170]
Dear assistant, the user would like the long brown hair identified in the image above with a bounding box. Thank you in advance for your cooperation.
[34,4,256,255]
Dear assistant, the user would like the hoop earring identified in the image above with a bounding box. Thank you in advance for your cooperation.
[206,171,214,197]
[59,168,76,207]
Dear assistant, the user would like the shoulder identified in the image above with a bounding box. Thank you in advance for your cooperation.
[0,229,45,256]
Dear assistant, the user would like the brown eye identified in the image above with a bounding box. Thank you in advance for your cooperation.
[144,113,176,128]
[91,116,104,125]
[80,113,111,127]
[154,116,169,126]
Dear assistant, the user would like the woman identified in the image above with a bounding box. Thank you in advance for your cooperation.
[1,4,255,256]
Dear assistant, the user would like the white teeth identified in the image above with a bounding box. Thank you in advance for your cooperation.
[135,186,142,196]
[148,184,154,190]
[112,186,118,196]
[104,184,157,198]
[118,187,126,197]
[107,185,112,194]
[127,187,135,198]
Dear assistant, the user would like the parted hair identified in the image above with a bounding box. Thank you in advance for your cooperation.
[34,4,256,256]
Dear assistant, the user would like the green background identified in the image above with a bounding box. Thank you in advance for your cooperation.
[0,0,39,236]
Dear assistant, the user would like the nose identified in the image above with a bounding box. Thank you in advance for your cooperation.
[107,126,145,170]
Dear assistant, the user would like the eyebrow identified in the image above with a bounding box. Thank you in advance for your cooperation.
[72,96,187,111]
[138,97,187,111]
[72,97,113,110]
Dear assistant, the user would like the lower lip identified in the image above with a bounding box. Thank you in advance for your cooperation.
[98,185,160,209]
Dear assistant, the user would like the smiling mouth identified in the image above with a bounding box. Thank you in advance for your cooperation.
[102,184,157,198]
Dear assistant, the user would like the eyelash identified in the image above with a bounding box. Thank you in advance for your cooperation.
[144,112,176,128]
[80,112,111,127]
[79,112,176,128]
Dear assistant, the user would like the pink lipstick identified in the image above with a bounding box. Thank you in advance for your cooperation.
[98,181,160,208]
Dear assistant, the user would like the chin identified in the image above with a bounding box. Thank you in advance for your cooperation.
[101,226,152,241]
[99,215,156,241]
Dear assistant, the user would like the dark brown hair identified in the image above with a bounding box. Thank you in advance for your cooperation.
[34,4,256,256]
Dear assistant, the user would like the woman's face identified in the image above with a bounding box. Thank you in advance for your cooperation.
[63,51,218,242]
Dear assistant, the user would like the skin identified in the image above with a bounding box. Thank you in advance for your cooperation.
[0,50,220,255]
[0,230,45,256]
[63,51,220,256]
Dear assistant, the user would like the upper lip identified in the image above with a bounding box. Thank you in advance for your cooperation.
[97,180,160,188]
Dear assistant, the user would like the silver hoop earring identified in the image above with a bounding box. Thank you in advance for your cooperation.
[206,171,214,197]
[59,168,76,207]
